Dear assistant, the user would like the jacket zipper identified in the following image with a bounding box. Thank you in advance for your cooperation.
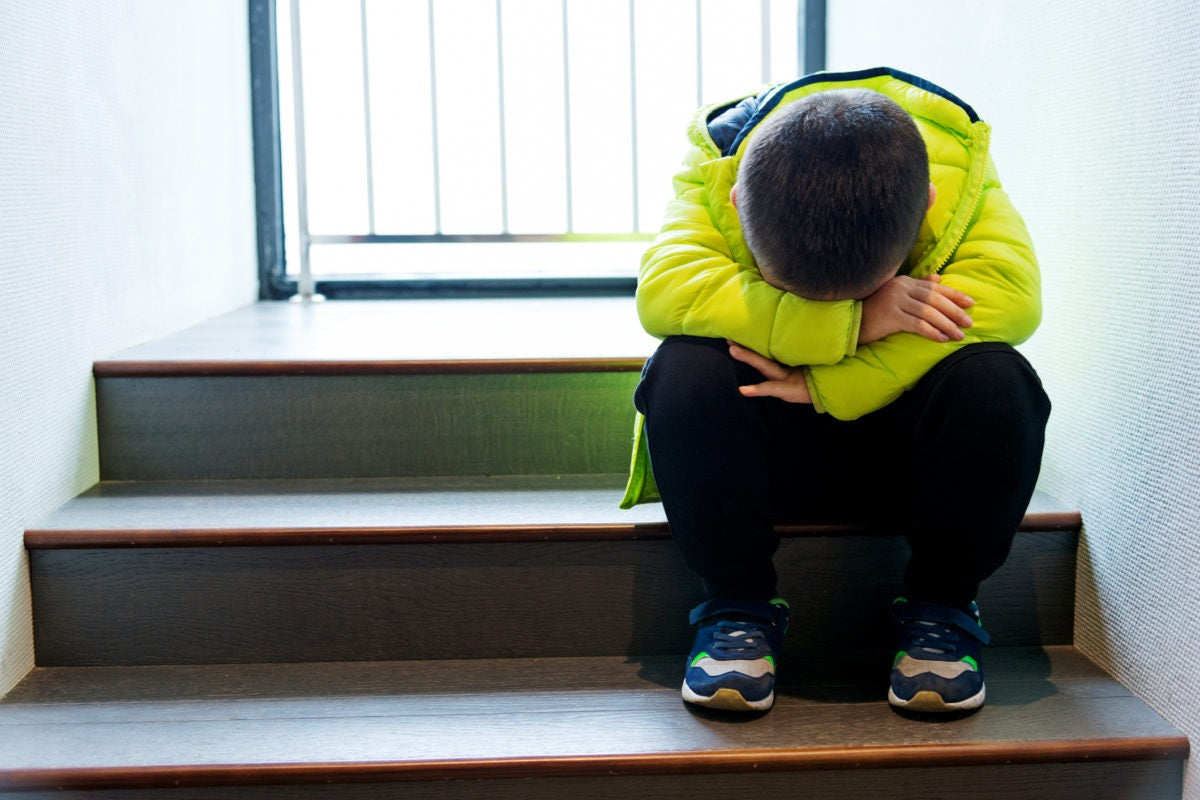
[936,126,991,274]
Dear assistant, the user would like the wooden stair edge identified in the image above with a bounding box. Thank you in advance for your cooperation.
[24,507,1081,549]
[1,738,1187,792]
[92,357,647,378]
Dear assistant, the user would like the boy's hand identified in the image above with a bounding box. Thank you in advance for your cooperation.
[727,341,812,404]
[858,275,974,345]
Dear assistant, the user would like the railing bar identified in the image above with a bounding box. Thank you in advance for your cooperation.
[359,0,377,234]
[627,0,639,233]
[495,0,510,233]
[797,0,804,75]
[803,0,826,74]
[695,0,703,107]
[760,0,770,83]
[309,232,654,244]
[287,0,316,298]
[427,0,443,234]
[561,0,574,233]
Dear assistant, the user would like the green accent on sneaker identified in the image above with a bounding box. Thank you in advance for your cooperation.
[767,598,790,633]
[763,654,775,667]
[893,650,908,667]
[690,651,710,668]
[962,655,979,670]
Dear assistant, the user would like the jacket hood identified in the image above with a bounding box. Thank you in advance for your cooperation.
[691,67,992,278]
[707,67,980,157]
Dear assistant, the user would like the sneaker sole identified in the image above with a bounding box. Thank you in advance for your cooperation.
[681,682,774,712]
[887,685,986,713]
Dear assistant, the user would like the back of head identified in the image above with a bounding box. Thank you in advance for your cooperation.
[737,89,930,299]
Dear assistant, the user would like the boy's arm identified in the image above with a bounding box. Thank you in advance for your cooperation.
[636,150,861,367]
[731,274,975,404]
[805,168,1041,421]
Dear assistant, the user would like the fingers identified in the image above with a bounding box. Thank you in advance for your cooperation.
[903,302,967,341]
[738,382,776,398]
[913,291,974,338]
[726,341,812,404]
[921,275,974,309]
[739,377,812,404]
[727,341,789,380]
[912,318,959,343]
[859,275,976,346]
[899,277,974,342]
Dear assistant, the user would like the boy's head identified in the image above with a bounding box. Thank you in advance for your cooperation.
[733,89,931,300]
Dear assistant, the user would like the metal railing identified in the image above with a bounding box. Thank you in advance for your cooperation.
[279,0,800,298]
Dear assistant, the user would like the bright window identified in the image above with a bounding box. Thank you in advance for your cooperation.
[256,0,806,297]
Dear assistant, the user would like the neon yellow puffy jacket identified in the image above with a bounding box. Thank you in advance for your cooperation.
[621,68,1041,508]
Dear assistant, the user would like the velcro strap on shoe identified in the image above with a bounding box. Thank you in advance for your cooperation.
[895,600,991,645]
[689,598,788,628]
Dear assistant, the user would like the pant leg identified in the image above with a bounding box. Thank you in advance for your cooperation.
[877,343,1051,608]
[634,335,865,600]
[634,336,778,599]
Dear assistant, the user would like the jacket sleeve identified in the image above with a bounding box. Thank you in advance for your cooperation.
[635,148,861,367]
[805,158,1042,420]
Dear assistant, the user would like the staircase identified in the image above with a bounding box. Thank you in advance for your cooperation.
[0,298,1187,799]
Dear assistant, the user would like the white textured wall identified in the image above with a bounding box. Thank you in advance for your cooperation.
[0,0,258,694]
[828,0,1200,794]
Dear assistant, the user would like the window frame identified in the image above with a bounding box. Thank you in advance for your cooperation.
[248,0,823,300]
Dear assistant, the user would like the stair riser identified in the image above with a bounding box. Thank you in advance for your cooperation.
[96,372,641,480]
[31,531,1075,667]
[0,760,1181,799]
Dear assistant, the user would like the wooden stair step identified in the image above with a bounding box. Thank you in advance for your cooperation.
[25,475,1079,546]
[25,479,1079,666]
[11,299,1181,797]
[93,297,659,368]
[0,647,1186,798]
[93,299,657,482]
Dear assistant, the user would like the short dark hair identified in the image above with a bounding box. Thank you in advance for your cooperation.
[737,89,930,299]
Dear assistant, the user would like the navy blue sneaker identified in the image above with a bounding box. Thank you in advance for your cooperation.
[889,597,991,713]
[682,597,790,712]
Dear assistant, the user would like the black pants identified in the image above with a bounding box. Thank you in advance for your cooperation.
[633,336,1051,608]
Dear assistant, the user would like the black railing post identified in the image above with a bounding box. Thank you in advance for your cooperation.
[248,0,290,299]
[802,0,826,75]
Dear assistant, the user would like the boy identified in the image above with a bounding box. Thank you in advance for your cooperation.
[620,69,1051,714]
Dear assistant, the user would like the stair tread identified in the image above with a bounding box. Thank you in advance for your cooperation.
[97,298,658,375]
[26,477,1078,547]
[0,647,1185,791]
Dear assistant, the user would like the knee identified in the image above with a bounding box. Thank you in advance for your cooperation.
[928,344,1051,427]
[635,336,738,414]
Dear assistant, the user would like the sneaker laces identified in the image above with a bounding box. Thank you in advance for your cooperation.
[892,600,990,658]
[899,619,966,659]
[709,621,770,657]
